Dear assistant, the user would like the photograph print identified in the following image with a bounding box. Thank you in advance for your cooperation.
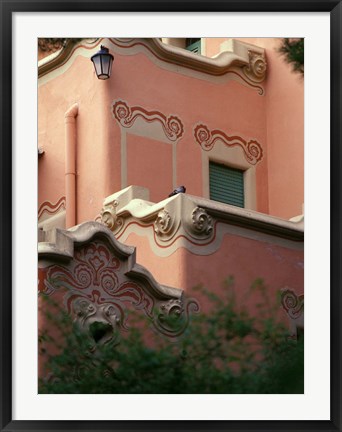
[37,36,304,394]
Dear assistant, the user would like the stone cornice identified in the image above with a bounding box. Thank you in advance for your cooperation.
[113,38,266,83]
[197,196,304,242]
[39,221,134,259]
[38,38,267,89]
[100,186,304,246]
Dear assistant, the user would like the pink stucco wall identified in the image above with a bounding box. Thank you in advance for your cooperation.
[262,38,304,219]
[124,229,303,315]
[38,39,275,224]
[38,39,304,372]
[126,134,173,203]
[38,36,304,293]
[205,37,304,218]
[39,38,303,224]
[39,55,117,221]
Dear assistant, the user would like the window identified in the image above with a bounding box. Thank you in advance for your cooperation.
[186,38,201,54]
[209,162,245,208]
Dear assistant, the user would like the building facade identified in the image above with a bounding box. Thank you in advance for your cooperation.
[38,37,304,355]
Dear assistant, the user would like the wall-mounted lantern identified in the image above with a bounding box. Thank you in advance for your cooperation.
[91,45,114,80]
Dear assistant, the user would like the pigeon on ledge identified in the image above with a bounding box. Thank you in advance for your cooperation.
[168,186,186,197]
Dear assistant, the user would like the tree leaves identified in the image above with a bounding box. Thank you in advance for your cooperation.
[39,280,304,394]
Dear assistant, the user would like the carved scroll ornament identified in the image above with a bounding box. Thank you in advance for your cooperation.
[39,223,199,340]
[100,201,124,235]
[154,209,173,236]
[194,123,263,165]
[153,205,214,243]
[191,207,214,237]
[243,50,267,83]
[280,288,304,320]
[112,100,184,141]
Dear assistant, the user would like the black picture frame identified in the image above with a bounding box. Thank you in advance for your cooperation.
[1,1,341,431]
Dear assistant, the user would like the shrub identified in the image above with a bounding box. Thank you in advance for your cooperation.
[39,279,303,394]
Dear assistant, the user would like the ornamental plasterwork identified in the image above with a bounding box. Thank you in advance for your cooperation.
[243,50,267,83]
[38,222,199,341]
[112,100,184,142]
[280,288,304,320]
[100,200,124,233]
[190,207,214,237]
[154,209,174,238]
[99,187,215,247]
[39,38,266,95]
[98,186,304,258]
[110,38,267,91]
[38,196,66,221]
[194,123,263,165]
[280,287,304,337]
[100,199,118,229]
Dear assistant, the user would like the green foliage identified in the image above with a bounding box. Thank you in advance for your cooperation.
[39,280,304,394]
[38,38,84,52]
[278,38,304,75]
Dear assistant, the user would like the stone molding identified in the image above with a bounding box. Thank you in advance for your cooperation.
[38,38,267,94]
[38,221,199,339]
[112,38,267,83]
[99,186,304,256]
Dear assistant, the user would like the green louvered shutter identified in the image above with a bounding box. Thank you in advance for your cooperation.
[186,38,201,54]
[209,162,245,207]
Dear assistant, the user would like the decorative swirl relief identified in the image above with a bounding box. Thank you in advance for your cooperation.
[280,288,304,320]
[112,100,184,141]
[43,243,121,296]
[40,240,198,339]
[194,123,263,165]
[243,50,267,83]
[153,205,214,244]
[38,196,66,220]
[155,298,200,338]
[100,201,124,235]
[191,207,214,236]
[154,209,172,235]
[100,200,118,230]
